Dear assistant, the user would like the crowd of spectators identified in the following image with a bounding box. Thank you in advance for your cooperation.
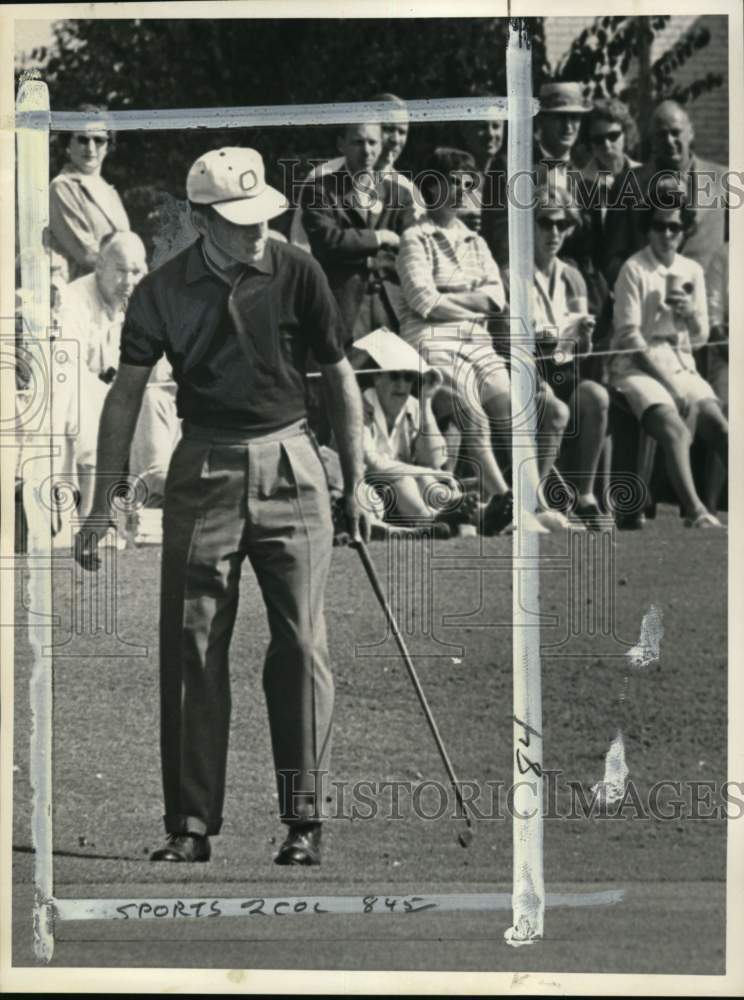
[17,82,730,544]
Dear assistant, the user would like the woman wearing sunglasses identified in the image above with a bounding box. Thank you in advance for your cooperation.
[524,185,610,530]
[397,147,563,534]
[610,198,728,528]
[49,104,131,283]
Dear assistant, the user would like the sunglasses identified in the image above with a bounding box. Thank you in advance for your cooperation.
[650,221,684,235]
[448,172,478,191]
[536,217,572,233]
[590,129,623,145]
[73,134,108,147]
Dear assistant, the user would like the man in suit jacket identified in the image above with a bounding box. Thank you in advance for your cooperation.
[603,100,727,286]
[301,122,415,342]
[481,81,590,271]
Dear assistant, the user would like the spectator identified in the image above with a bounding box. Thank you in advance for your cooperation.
[534,82,591,190]
[354,328,475,534]
[397,148,570,533]
[561,98,642,359]
[290,93,421,254]
[610,199,727,528]
[56,232,153,521]
[302,121,415,340]
[603,100,727,285]
[481,81,590,271]
[528,185,609,530]
[703,239,728,513]
[49,105,130,283]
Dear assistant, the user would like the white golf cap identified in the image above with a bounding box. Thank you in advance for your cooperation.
[186,147,289,225]
[353,327,441,383]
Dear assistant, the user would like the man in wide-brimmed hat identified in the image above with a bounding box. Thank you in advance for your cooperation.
[534,81,591,188]
[482,81,591,270]
[75,147,370,867]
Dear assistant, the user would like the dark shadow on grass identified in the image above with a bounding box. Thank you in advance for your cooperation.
[13,844,145,863]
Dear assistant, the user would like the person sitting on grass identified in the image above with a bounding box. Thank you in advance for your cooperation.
[610,196,728,528]
[354,328,477,537]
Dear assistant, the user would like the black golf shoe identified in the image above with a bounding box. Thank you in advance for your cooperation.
[150,832,211,862]
[274,822,322,866]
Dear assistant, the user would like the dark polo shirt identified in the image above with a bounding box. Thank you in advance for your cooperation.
[120,238,347,432]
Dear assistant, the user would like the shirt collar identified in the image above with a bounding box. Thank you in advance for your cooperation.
[420,216,476,242]
[364,386,414,437]
[539,143,571,165]
[185,238,275,285]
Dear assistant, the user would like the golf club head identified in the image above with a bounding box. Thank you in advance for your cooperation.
[458,828,473,848]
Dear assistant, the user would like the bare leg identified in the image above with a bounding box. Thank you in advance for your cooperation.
[559,381,610,498]
[536,388,569,482]
[437,369,509,497]
[696,399,728,514]
[642,404,705,518]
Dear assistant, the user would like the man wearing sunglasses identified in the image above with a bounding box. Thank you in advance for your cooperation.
[603,100,727,286]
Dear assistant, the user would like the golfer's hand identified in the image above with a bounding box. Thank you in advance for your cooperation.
[345,490,371,545]
[73,518,110,571]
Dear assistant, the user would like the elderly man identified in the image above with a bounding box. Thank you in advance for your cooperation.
[603,100,727,286]
[75,147,368,866]
[301,120,416,341]
[56,231,148,521]
[289,93,420,255]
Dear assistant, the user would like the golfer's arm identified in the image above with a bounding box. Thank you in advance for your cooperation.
[88,363,152,516]
[320,356,365,496]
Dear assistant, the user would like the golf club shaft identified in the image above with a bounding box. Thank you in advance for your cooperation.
[353,539,473,827]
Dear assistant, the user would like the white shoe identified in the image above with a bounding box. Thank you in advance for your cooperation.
[533,509,580,532]
[684,510,724,529]
[516,511,550,534]
[98,527,127,550]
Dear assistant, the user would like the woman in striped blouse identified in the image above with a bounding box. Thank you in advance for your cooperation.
[396,147,569,533]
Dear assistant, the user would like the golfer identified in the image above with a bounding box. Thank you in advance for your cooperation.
[75,147,369,866]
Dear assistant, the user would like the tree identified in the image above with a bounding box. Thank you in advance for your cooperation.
[27,16,531,205]
[553,15,724,148]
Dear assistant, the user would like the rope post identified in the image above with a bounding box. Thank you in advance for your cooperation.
[505,19,545,947]
[16,76,55,963]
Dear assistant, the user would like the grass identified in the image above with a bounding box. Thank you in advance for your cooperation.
[11,506,728,972]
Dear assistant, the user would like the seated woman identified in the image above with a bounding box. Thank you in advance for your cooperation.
[529,185,610,530]
[396,147,569,533]
[610,198,727,528]
[354,329,476,537]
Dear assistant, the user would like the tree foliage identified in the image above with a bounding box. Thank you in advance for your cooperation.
[556,16,723,124]
[27,17,543,203]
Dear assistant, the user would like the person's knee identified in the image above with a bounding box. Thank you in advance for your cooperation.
[579,380,609,415]
[648,407,691,448]
[543,394,569,434]
[698,402,729,447]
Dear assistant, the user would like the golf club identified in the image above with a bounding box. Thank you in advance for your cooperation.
[352,538,474,847]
